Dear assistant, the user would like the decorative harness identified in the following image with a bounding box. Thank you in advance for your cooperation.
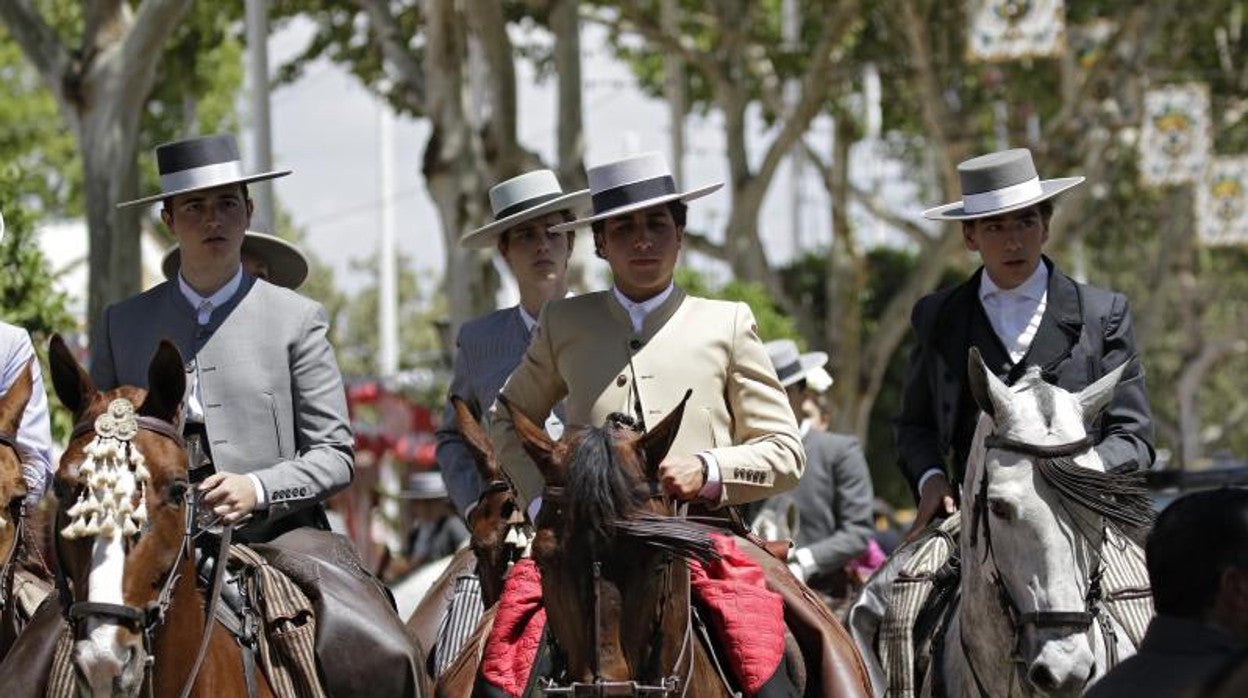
[54,398,236,698]
[960,433,1120,697]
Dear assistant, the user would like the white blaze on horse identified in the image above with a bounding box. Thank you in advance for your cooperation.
[944,348,1153,696]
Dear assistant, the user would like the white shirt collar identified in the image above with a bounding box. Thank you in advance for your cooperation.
[612,283,675,332]
[978,259,1048,303]
[518,305,539,333]
[178,266,243,321]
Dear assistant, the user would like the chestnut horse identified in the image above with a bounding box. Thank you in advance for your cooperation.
[407,396,525,685]
[0,360,51,661]
[47,335,273,697]
[499,393,872,697]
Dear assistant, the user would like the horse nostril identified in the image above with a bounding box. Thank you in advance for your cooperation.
[1029,663,1059,690]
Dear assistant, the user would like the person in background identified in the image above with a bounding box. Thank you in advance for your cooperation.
[161,230,309,290]
[763,339,875,605]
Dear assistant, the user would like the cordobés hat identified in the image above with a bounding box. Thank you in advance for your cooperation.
[118,133,291,208]
[460,170,589,249]
[764,339,830,389]
[161,231,310,290]
[399,471,450,500]
[922,148,1084,221]
[549,152,722,233]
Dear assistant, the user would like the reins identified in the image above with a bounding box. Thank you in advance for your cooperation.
[0,430,25,613]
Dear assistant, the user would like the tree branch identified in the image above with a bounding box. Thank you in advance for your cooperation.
[353,0,427,107]
[610,3,723,84]
[0,0,74,107]
[115,0,195,115]
[682,230,727,260]
[752,2,861,192]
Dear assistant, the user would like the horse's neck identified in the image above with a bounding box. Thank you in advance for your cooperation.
[151,558,226,695]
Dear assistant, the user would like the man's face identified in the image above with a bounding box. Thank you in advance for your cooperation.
[596,204,683,301]
[962,205,1049,290]
[499,212,572,287]
[161,184,251,268]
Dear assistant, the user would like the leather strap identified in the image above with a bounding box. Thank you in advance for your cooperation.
[179,523,233,698]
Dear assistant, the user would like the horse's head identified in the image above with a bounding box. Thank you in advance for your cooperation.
[450,396,525,607]
[49,335,189,697]
[965,347,1150,695]
[501,391,716,686]
[0,360,34,572]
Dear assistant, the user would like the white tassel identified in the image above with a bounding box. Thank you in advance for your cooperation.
[62,519,86,540]
[123,519,139,537]
[99,517,117,538]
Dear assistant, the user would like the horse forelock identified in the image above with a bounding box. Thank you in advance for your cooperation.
[565,426,642,541]
[995,371,1089,448]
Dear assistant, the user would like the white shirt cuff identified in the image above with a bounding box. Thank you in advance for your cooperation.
[247,473,269,510]
[527,496,543,523]
[917,468,946,495]
[696,452,722,501]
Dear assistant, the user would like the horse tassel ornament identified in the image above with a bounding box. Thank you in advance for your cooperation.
[61,398,150,541]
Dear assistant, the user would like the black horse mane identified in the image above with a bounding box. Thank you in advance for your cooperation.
[564,425,720,564]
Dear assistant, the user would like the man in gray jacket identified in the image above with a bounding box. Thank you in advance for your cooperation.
[95,133,421,696]
[763,339,874,600]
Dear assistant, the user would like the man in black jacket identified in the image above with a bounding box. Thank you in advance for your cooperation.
[897,148,1155,535]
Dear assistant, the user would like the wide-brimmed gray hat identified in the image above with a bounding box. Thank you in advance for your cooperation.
[549,152,722,232]
[398,471,449,500]
[118,134,291,208]
[161,231,309,290]
[922,148,1084,221]
[460,170,589,249]
[764,339,830,389]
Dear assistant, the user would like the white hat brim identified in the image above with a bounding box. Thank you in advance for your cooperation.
[460,189,591,249]
[778,352,829,387]
[922,177,1084,221]
[548,182,724,233]
[117,169,293,209]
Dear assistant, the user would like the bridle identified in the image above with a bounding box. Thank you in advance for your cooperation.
[960,432,1119,697]
[56,405,227,698]
[534,433,697,697]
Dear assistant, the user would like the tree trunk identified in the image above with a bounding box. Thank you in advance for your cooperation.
[422,0,494,329]
[549,0,592,293]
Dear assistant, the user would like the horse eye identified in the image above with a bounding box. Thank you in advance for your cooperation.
[500,500,516,520]
[988,498,1014,520]
[167,480,189,505]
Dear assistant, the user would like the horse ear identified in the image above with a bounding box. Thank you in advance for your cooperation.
[967,347,1011,421]
[138,340,185,423]
[453,396,499,481]
[0,358,34,433]
[637,389,692,475]
[49,333,96,417]
[1077,357,1130,420]
[497,395,558,481]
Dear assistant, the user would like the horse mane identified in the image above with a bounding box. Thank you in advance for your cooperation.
[564,425,720,564]
[1033,456,1153,540]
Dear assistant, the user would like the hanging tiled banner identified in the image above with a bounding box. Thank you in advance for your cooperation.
[1139,83,1212,186]
[1196,157,1248,246]
[967,0,1066,62]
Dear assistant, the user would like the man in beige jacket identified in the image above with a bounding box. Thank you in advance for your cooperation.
[489,152,804,516]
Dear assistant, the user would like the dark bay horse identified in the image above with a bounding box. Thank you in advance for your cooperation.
[502,392,871,697]
[408,397,524,685]
[47,335,274,697]
[0,359,52,661]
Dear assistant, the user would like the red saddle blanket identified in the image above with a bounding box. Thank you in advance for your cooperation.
[481,533,786,697]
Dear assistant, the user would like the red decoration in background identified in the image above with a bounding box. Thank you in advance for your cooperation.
[346,380,438,469]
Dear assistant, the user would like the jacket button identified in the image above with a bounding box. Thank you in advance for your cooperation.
[629,339,642,350]
[616,374,627,387]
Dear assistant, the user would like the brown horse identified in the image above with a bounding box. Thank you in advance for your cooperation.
[47,335,273,697]
[502,392,873,697]
[0,359,51,661]
[407,396,524,682]
[499,392,756,695]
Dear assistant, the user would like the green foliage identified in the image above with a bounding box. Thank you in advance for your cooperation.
[0,25,81,215]
[0,166,76,441]
[674,266,800,343]
[337,253,446,383]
